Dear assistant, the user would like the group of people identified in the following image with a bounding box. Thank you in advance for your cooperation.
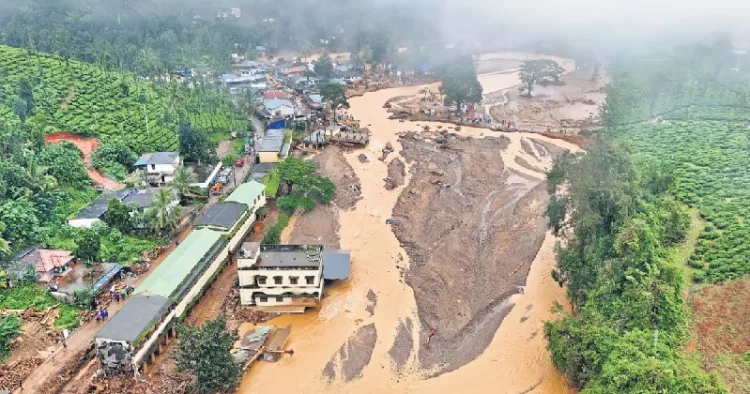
[95,307,110,321]
[109,284,134,302]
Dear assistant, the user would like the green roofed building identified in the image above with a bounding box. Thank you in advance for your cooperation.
[135,228,226,301]
[225,180,266,209]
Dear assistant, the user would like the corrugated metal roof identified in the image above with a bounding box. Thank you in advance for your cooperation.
[194,202,247,231]
[134,229,224,299]
[95,293,172,344]
[225,181,266,207]
[323,250,351,280]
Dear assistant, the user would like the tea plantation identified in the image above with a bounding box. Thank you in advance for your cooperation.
[0,45,245,152]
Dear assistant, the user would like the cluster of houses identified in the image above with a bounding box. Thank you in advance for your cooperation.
[218,57,362,124]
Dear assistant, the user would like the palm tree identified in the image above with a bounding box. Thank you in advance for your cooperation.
[145,188,183,237]
[171,166,197,202]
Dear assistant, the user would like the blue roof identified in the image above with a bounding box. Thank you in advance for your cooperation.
[323,250,351,280]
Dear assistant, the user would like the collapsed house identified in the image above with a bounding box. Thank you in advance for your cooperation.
[95,181,267,375]
[237,243,350,313]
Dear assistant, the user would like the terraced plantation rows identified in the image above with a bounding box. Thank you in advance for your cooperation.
[617,120,750,283]
[0,45,245,152]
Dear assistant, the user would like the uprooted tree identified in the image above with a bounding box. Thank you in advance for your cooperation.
[518,59,565,96]
[439,56,483,119]
[275,157,335,212]
[175,315,240,394]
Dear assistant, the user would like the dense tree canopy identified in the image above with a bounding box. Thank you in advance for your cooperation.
[175,315,240,394]
[275,157,335,213]
[518,59,565,96]
[179,123,216,165]
[439,57,483,117]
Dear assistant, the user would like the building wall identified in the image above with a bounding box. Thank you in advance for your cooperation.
[238,268,322,287]
[68,218,101,228]
[146,162,178,175]
[228,212,256,252]
[258,152,280,163]
[253,295,319,307]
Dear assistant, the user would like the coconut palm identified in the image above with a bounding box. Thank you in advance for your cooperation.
[145,188,183,237]
[171,166,197,201]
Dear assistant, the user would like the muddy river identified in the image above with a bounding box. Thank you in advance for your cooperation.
[238,52,580,394]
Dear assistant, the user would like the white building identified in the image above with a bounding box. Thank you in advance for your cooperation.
[238,244,324,312]
[134,152,181,186]
[237,244,351,313]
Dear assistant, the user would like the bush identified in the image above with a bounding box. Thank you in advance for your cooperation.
[262,214,290,244]
[0,314,21,361]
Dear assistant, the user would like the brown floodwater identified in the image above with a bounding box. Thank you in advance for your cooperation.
[237,52,580,394]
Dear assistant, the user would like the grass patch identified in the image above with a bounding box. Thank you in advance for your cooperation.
[262,170,281,197]
[0,285,82,329]
[692,277,750,393]
[262,213,290,244]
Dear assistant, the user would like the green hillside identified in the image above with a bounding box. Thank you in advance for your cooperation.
[0,45,246,152]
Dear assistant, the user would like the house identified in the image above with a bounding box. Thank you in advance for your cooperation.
[237,244,350,312]
[134,152,182,186]
[276,62,306,76]
[232,60,263,77]
[302,129,326,149]
[306,93,323,110]
[121,188,163,211]
[230,7,241,17]
[340,70,363,83]
[291,76,319,90]
[255,46,268,57]
[263,98,295,118]
[257,129,291,163]
[12,248,75,283]
[69,189,135,228]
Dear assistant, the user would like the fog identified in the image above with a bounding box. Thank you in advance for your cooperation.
[2,0,748,57]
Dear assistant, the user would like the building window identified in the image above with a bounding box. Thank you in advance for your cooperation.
[290,277,298,285]
[274,276,283,285]
[259,296,268,303]
[276,296,284,302]
[151,164,156,170]
[305,276,315,285]
[257,276,267,285]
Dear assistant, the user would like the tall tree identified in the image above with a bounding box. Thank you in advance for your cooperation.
[439,57,483,120]
[171,166,198,201]
[75,228,101,263]
[175,315,240,394]
[178,123,216,165]
[103,198,132,233]
[518,59,565,96]
[319,82,349,124]
[145,188,182,236]
[314,54,334,79]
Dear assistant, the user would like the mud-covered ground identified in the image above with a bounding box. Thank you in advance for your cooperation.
[391,134,553,374]
[288,145,361,248]
[323,323,378,382]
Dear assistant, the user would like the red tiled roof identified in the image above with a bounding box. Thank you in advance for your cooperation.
[263,90,290,100]
[34,249,74,273]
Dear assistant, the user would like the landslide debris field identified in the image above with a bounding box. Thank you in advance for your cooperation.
[391,131,562,374]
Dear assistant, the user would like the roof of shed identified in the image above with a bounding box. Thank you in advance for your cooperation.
[194,202,247,230]
[95,293,172,343]
[134,229,224,298]
[323,250,351,280]
[74,189,134,220]
[135,152,179,166]
[225,181,265,206]
[121,188,161,209]
[258,129,286,153]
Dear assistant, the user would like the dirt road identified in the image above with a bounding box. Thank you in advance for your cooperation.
[18,227,194,394]
[44,132,123,190]
[237,52,581,394]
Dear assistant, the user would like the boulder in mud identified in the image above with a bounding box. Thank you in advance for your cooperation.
[358,154,369,163]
